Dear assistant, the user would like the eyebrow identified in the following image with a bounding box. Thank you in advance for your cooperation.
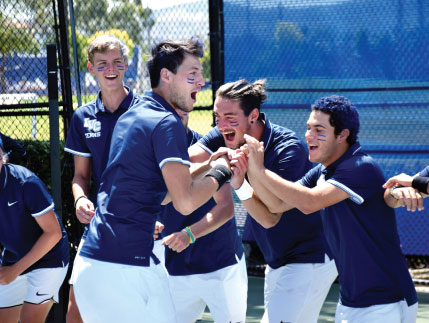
[312,123,327,129]
[215,112,237,117]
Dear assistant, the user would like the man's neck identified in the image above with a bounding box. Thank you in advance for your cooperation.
[101,86,128,113]
[249,119,266,141]
[152,87,175,109]
[323,143,351,168]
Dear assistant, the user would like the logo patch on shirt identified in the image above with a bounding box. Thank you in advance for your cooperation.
[84,118,101,139]
[7,201,18,206]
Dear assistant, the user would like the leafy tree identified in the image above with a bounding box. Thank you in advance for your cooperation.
[200,39,211,81]
[107,0,155,48]
[73,0,154,49]
[68,26,89,71]
[0,12,38,92]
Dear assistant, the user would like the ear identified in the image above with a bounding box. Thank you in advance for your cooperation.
[249,108,260,124]
[160,68,171,84]
[88,61,94,74]
[338,129,350,143]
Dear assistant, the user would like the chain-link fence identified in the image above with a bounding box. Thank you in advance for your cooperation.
[223,0,429,258]
[0,0,61,142]
[69,0,214,134]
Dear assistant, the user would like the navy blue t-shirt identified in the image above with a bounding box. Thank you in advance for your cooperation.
[65,87,142,237]
[160,129,243,275]
[80,92,191,267]
[197,114,326,268]
[419,166,429,177]
[0,164,69,274]
[300,143,417,307]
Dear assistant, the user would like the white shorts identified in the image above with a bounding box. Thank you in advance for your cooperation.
[335,299,418,323]
[69,238,85,285]
[262,255,338,323]
[168,254,248,323]
[73,255,176,323]
[0,265,68,307]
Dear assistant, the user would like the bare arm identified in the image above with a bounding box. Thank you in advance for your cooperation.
[247,170,294,214]
[188,143,211,163]
[384,186,424,211]
[229,148,284,228]
[244,134,349,214]
[383,172,426,211]
[163,184,235,252]
[0,211,62,285]
[72,155,95,223]
[161,156,230,215]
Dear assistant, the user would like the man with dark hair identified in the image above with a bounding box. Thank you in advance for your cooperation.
[73,37,232,323]
[238,95,418,322]
[189,79,337,323]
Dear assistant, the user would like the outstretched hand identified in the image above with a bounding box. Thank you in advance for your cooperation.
[382,173,414,189]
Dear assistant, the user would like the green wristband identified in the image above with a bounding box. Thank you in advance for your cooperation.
[184,226,195,244]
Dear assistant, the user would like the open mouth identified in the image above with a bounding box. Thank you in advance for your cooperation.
[223,130,236,142]
[105,75,118,80]
[308,143,318,151]
[190,91,197,102]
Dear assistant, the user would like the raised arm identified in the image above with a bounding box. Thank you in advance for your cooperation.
[245,134,350,214]
[161,154,231,215]
[163,183,234,252]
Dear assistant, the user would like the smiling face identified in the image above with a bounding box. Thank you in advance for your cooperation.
[305,110,347,166]
[88,49,128,92]
[168,54,204,113]
[214,97,254,149]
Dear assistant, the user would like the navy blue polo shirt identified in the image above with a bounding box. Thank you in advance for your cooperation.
[419,166,429,177]
[65,87,141,204]
[300,143,417,307]
[80,91,190,267]
[160,129,243,276]
[197,114,326,268]
[0,164,69,274]
[65,87,141,237]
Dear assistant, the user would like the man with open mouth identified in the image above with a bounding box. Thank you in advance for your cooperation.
[189,79,337,323]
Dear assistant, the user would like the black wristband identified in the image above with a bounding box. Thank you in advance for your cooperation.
[411,176,429,194]
[205,165,232,190]
[74,195,88,208]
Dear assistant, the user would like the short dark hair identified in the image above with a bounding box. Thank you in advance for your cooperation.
[311,95,360,145]
[147,37,204,88]
[216,79,267,120]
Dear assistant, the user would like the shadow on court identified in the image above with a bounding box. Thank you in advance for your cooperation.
[200,277,429,322]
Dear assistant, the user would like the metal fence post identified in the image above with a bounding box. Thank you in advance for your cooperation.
[209,0,224,113]
[47,43,66,322]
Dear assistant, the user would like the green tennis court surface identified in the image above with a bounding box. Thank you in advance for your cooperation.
[200,278,429,322]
